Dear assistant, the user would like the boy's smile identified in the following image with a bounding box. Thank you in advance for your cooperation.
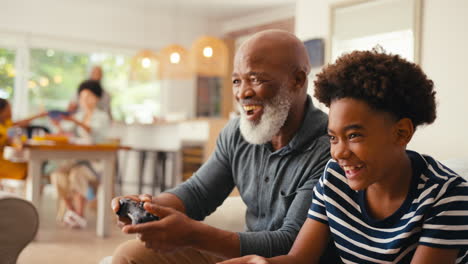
[341,164,365,181]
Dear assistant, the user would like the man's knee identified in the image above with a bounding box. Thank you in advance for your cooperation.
[111,239,221,264]
[112,239,159,264]
[112,239,139,264]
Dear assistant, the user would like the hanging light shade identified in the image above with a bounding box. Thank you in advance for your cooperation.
[130,49,160,81]
[159,44,192,80]
[190,36,228,77]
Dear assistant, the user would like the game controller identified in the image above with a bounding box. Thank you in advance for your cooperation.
[116,198,159,224]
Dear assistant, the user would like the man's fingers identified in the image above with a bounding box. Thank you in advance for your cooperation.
[111,195,141,213]
[111,197,121,213]
[139,194,153,202]
[144,203,173,218]
[117,216,131,227]
[122,221,160,234]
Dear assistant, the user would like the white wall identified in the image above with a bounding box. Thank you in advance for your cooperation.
[219,5,296,35]
[295,0,468,160]
[410,0,468,160]
[1,0,219,51]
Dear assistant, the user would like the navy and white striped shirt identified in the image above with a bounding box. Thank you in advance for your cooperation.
[308,150,468,263]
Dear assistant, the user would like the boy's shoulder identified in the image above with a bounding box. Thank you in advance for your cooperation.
[413,151,468,197]
[417,152,465,183]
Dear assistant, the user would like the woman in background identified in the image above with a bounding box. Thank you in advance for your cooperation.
[50,80,110,229]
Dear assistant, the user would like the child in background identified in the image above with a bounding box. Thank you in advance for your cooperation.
[0,98,47,180]
[50,80,110,229]
[220,50,468,264]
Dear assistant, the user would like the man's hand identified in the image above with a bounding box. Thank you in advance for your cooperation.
[217,255,270,264]
[111,194,153,227]
[122,203,198,253]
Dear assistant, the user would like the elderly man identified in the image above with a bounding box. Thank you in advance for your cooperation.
[110,30,332,264]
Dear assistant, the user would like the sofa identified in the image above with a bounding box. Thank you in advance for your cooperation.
[0,191,39,264]
[203,196,247,232]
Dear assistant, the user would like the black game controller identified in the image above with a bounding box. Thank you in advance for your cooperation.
[116,198,159,224]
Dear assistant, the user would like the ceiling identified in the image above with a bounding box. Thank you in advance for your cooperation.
[90,0,297,20]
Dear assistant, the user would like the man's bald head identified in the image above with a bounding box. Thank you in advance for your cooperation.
[90,65,103,81]
[235,30,311,83]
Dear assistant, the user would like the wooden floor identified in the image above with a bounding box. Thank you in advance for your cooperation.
[16,185,244,264]
[17,186,130,264]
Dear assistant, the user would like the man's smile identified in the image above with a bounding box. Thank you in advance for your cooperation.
[242,104,264,122]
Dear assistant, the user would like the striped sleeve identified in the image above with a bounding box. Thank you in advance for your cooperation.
[308,175,328,224]
[420,179,468,249]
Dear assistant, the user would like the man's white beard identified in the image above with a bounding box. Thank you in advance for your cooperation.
[239,88,293,145]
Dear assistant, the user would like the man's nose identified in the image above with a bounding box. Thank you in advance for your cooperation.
[332,140,351,160]
[235,82,254,100]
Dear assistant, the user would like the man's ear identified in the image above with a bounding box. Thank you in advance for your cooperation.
[394,118,414,146]
[292,70,307,92]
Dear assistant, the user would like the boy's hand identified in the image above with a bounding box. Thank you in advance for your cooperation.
[217,255,270,264]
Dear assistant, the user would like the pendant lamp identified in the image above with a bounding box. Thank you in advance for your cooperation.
[159,44,192,80]
[190,36,228,77]
[130,49,160,81]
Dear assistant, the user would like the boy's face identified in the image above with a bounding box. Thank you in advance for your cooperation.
[328,98,403,191]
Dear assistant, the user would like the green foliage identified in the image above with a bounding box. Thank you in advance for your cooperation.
[29,49,88,112]
[1,47,163,122]
[0,48,16,99]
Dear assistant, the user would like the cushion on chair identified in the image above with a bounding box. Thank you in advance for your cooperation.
[0,192,39,264]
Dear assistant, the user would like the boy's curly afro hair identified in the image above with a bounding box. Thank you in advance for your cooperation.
[314,50,436,128]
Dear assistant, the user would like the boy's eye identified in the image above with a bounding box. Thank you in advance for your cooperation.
[348,133,362,140]
[328,135,337,143]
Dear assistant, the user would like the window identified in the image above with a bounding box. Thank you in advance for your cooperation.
[91,52,161,123]
[29,48,89,113]
[0,48,16,100]
[28,49,162,123]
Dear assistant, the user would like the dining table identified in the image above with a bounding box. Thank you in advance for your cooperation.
[23,141,120,238]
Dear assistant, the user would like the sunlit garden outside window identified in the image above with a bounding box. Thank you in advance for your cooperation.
[0,48,16,100]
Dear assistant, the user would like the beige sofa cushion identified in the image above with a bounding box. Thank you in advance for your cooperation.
[203,196,247,232]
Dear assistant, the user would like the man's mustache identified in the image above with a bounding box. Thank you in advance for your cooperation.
[238,99,264,106]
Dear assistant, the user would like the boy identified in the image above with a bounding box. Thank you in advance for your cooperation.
[220,50,468,263]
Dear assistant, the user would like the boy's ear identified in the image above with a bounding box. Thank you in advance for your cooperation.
[394,118,414,146]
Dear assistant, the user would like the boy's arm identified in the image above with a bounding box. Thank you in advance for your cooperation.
[411,245,459,264]
[284,218,331,264]
[218,218,331,264]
